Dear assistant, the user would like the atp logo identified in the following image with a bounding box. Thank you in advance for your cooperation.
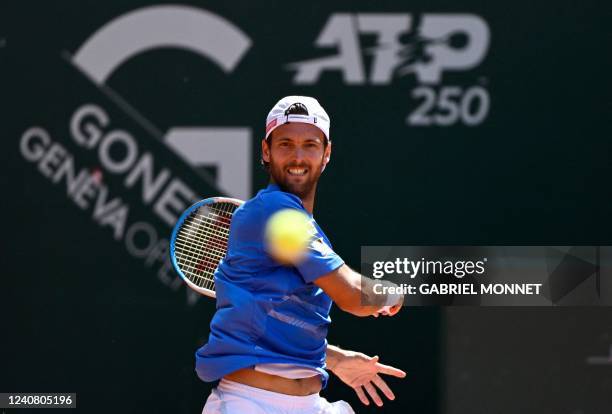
[288,13,491,127]
[71,5,252,199]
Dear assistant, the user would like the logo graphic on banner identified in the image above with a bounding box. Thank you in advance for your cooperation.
[18,5,254,305]
[72,5,252,200]
[288,13,491,127]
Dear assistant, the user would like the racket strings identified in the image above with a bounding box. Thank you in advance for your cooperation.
[175,228,228,289]
[174,201,238,291]
[175,209,232,267]
[175,221,229,285]
[175,220,229,258]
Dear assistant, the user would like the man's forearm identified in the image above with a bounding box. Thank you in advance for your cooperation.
[316,264,403,317]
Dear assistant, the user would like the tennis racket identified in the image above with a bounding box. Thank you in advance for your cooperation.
[170,197,244,298]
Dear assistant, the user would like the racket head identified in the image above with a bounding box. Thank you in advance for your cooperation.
[170,197,244,298]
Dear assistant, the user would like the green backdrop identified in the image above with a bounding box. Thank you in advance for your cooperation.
[2,1,609,413]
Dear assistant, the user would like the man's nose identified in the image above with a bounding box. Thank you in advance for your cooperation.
[292,147,306,162]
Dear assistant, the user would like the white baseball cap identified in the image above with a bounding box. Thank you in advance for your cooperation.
[265,96,330,142]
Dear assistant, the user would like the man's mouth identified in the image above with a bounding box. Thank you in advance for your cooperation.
[287,167,308,177]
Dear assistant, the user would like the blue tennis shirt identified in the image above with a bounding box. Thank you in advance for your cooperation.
[195,184,344,388]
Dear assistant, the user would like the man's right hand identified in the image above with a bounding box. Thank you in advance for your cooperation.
[386,302,403,316]
[373,293,404,317]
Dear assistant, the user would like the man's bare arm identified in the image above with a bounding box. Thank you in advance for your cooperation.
[314,264,403,317]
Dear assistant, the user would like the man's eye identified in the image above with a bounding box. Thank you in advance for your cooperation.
[279,142,290,147]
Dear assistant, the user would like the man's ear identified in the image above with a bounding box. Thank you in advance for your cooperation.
[262,138,271,163]
[322,142,332,171]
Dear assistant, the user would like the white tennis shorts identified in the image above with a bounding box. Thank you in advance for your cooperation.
[202,379,355,414]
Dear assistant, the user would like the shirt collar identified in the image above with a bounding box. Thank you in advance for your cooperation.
[265,183,311,215]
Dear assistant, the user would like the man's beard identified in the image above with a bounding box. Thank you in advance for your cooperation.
[268,157,324,199]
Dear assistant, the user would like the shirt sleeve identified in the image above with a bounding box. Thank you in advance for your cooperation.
[260,190,344,283]
[296,236,345,283]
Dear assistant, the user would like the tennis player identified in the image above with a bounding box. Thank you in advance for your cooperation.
[197,96,405,413]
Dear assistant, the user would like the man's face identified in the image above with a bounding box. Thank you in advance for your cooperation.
[262,123,331,199]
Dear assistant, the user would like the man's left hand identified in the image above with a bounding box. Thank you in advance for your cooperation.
[328,349,406,407]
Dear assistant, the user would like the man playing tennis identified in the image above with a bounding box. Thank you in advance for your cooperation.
[197,96,405,413]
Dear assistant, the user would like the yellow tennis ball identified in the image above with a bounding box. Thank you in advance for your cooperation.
[265,209,312,264]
